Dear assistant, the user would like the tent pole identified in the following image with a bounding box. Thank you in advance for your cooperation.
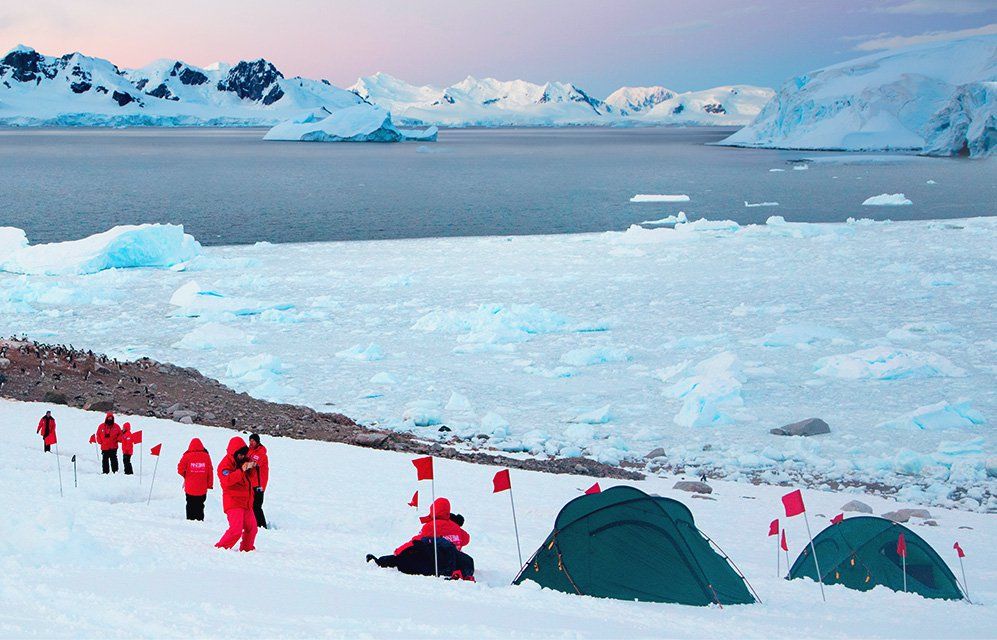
[902,553,907,594]
[958,556,971,603]
[803,512,826,601]
[431,476,438,578]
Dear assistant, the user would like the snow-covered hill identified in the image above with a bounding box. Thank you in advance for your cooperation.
[2,398,994,638]
[604,85,676,115]
[0,46,362,126]
[638,85,775,126]
[722,35,997,157]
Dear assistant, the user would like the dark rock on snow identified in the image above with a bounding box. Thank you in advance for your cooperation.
[770,418,831,437]
[673,480,713,494]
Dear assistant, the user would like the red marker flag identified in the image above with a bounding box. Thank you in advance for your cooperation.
[768,519,779,536]
[408,491,418,508]
[782,489,806,517]
[954,542,965,558]
[412,456,434,481]
[585,482,601,495]
[89,433,97,444]
[780,530,789,552]
[897,533,907,558]
[831,513,844,525]
[150,443,162,457]
[493,469,511,493]
[132,430,143,444]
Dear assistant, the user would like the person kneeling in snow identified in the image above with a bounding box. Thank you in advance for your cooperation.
[215,437,258,552]
[367,497,475,581]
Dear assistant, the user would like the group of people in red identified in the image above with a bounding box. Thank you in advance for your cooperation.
[36,411,271,553]
[175,433,271,550]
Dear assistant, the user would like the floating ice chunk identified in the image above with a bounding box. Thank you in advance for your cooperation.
[745,201,779,207]
[665,351,746,427]
[814,346,966,380]
[878,400,985,430]
[862,193,912,206]
[629,194,690,203]
[653,360,690,383]
[173,322,253,351]
[369,372,397,385]
[887,322,957,341]
[571,404,613,424]
[335,343,384,361]
[613,218,740,244]
[640,211,688,226]
[403,400,443,427]
[768,168,785,172]
[0,224,201,275]
[225,353,285,383]
[759,322,847,348]
[445,391,473,413]
[926,179,937,184]
[560,346,631,367]
[263,104,437,143]
[792,164,808,171]
[168,281,292,318]
[480,412,510,437]
[0,227,28,256]
[413,303,603,348]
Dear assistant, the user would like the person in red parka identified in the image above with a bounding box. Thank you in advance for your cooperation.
[36,410,57,453]
[177,438,214,521]
[215,436,258,551]
[120,422,136,475]
[247,433,269,530]
[96,412,122,474]
[367,497,474,580]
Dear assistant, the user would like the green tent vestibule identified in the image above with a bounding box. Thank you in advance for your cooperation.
[512,486,757,606]
[789,516,964,600]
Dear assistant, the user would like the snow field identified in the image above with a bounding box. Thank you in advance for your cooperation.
[0,217,994,509]
[1,399,995,638]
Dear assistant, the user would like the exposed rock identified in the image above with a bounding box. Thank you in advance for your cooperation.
[841,499,873,514]
[770,418,830,437]
[0,357,10,369]
[882,508,932,523]
[645,447,666,460]
[673,481,713,494]
[93,363,112,375]
[84,399,114,412]
[179,416,193,424]
[353,432,390,448]
[691,494,716,500]
[42,391,68,405]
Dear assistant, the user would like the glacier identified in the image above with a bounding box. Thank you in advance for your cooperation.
[721,35,997,157]
[263,105,438,143]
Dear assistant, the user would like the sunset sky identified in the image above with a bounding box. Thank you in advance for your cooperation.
[2,0,995,95]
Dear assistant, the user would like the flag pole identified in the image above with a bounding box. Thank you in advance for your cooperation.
[784,541,791,577]
[140,441,143,485]
[431,473,438,578]
[902,552,907,593]
[776,528,780,578]
[803,512,826,601]
[958,555,971,603]
[147,455,160,505]
[72,455,78,488]
[54,444,63,497]
[509,485,523,568]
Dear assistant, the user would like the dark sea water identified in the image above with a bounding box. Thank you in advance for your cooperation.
[0,127,993,245]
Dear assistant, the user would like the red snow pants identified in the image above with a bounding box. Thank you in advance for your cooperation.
[215,508,258,551]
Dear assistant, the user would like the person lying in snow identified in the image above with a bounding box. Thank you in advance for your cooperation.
[367,497,475,581]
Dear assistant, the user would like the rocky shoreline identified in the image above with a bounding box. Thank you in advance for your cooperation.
[0,338,640,480]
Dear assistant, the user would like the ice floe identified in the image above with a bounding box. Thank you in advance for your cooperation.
[814,347,966,380]
[629,194,690,203]
[862,193,912,206]
[878,400,986,430]
[665,352,746,427]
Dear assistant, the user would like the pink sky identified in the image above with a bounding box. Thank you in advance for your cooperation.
[2,0,994,95]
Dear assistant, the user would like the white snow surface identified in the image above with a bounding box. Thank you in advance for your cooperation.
[263,105,437,143]
[1,218,996,509]
[1,399,995,638]
[723,35,997,155]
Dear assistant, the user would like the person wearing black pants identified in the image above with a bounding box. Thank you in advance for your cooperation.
[101,449,119,474]
[186,494,207,521]
[248,433,269,529]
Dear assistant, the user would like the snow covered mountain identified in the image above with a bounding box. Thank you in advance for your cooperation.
[0,45,362,126]
[603,85,675,115]
[722,35,997,157]
[0,44,772,128]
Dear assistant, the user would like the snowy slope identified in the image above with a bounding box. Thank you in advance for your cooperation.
[1,218,994,510]
[2,399,994,638]
[604,85,676,115]
[639,85,775,126]
[722,35,997,156]
[0,46,362,126]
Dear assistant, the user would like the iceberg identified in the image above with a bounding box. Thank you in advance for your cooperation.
[814,346,966,380]
[0,224,200,275]
[629,194,690,203]
[665,352,746,427]
[862,193,912,206]
[263,104,437,143]
[878,401,986,430]
[722,35,997,154]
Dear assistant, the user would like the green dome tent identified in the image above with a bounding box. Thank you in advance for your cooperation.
[512,486,757,606]
[788,516,964,600]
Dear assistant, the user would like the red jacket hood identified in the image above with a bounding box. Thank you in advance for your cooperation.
[105,412,115,421]
[420,497,452,524]
[226,436,248,456]
[122,422,131,433]
[187,438,206,453]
